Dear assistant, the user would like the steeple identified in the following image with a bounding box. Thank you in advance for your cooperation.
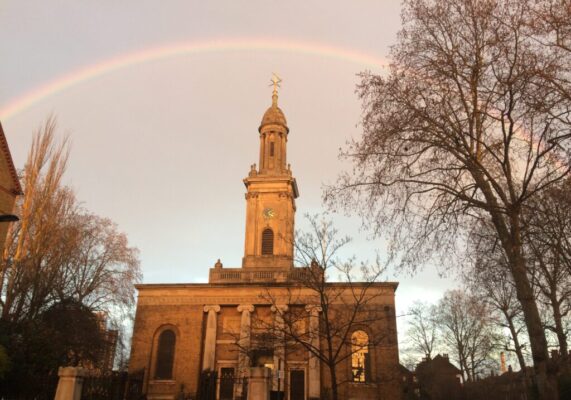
[258,73,289,175]
[242,76,299,269]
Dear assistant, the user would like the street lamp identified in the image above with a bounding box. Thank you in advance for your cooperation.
[0,214,18,222]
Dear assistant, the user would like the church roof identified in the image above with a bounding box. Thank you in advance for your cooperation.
[260,104,288,132]
[0,122,23,195]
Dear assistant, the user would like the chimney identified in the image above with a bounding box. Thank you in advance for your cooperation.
[500,352,507,374]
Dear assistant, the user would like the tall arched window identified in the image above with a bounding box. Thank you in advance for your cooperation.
[351,330,370,383]
[261,228,274,255]
[155,329,176,379]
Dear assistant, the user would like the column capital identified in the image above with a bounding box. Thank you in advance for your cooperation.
[305,304,322,315]
[204,304,221,313]
[237,304,255,313]
[271,304,289,314]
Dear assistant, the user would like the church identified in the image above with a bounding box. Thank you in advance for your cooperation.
[128,81,401,400]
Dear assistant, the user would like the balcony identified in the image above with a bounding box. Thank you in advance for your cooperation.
[208,267,313,284]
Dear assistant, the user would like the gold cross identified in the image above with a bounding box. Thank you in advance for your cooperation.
[270,73,282,95]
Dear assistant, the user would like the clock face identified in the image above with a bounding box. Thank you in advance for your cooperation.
[263,207,276,219]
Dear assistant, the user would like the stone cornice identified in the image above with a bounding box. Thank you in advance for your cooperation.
[135,281,399,290]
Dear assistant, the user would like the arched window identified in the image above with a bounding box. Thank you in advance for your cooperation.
[155,329,176,379]
[261,228,274,255]
[351,330,370,383]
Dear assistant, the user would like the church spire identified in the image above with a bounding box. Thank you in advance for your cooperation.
[241,77,299,269]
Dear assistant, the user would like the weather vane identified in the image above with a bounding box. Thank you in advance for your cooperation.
[270,72,282,99]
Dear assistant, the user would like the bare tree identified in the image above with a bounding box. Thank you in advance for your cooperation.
[525,183,571,365]
[0,118,141,325]
[1,117,71,321]
[437,290,500,382]
[404,301,440,361]
[326,1,571,397]
[464,225,530,372]
[242,214,394,400]
[531,0,571,103]
[469,257,529,372]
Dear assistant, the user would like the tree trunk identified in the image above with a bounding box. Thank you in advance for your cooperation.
[329,363,339,400]
[509,244,558,400]
[478,172,558,400]
[506,316,527,372]
[549,291,569,369]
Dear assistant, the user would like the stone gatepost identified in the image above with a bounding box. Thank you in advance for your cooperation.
[247,367,271,400]
[53,367,86,400]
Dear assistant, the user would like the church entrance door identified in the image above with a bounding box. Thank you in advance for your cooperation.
[289,370,305,400]
[219,367,235,400]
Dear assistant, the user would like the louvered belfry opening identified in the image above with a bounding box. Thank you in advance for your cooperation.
[261,228,274,255]
[155,329,176,379]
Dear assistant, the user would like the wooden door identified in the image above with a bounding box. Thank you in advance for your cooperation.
[290,370,305,400]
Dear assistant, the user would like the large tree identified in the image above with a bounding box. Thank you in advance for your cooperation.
[326,0,570,397]
[0,119,141,395]
[0,118,141,323]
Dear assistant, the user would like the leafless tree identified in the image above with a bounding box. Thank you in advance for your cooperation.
[403,301,440,362]
[469,257,529,372]
[525,183,571,366]
[242,214,393,400]
[436,290,500,382]
[0,118,141,326]
[531,0,571,104]
[326,1,571,397]
[464,224,530,372]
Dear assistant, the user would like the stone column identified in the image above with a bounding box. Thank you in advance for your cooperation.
[202,305,221,371]
[271,304,288,391]
[305,305,322,400]
[54,367,86,400]
[237,304,255,399]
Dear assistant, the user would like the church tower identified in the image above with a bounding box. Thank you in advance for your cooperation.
[242,76,299,269]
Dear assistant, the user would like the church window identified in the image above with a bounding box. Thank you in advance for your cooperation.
[351,330,370,383]
[261,228,274,255]
[270,142,275,157]
[155,329,176,379]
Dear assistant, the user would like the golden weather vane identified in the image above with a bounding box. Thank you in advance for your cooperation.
[270,73,282,106]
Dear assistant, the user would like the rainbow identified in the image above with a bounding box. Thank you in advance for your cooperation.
[0,38,388,121]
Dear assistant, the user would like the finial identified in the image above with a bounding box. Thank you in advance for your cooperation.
[270,72,281,107]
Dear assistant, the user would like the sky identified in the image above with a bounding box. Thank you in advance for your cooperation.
[1,1,458,342]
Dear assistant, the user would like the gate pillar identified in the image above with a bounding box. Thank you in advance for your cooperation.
[54,367,86,400]
[247,367,271,400]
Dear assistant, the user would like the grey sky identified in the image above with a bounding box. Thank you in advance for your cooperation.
[1,1,457,337]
